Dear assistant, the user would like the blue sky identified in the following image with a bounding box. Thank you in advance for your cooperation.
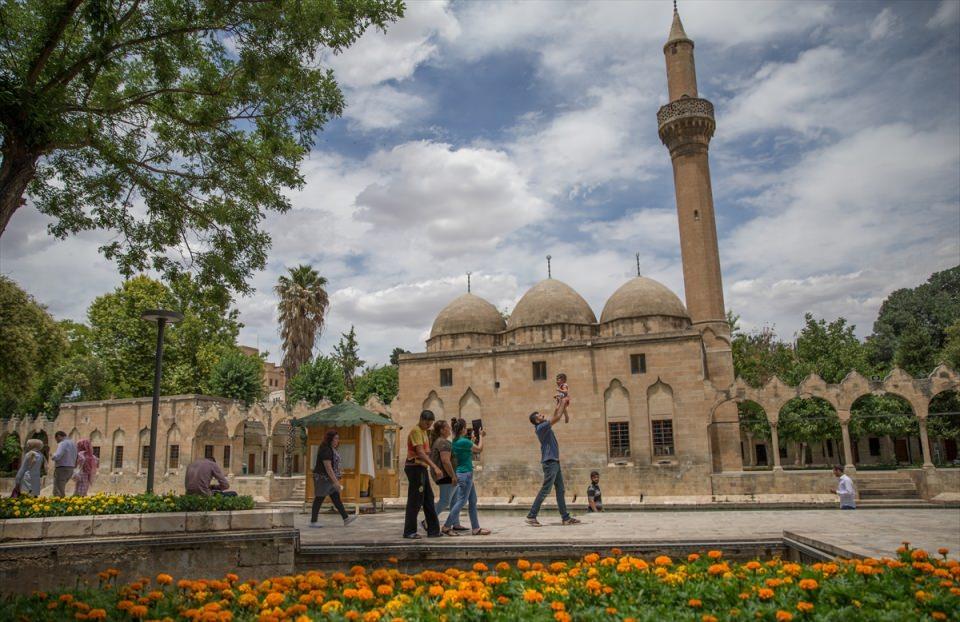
[2,0,959,367]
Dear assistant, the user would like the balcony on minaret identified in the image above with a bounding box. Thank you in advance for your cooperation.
[657,96,715,156]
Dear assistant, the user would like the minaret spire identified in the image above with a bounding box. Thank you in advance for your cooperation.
[466,271,471,293]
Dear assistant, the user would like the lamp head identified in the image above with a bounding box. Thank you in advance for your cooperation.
[141,309,184,324]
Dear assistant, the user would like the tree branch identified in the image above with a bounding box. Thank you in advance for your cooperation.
[25,0,86,87]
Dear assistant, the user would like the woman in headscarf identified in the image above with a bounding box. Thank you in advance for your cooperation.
[13,439,45,497]
[309,429,357,528]
[72,439,99,496]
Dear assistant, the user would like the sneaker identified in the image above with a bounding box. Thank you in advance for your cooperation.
[525,517,542,527]
[562,517,582,526]
[308,522,323,528]
[343,515,357,526]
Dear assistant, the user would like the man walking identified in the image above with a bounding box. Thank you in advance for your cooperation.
[525,401,580,526]
[51,431,77,497]
[831,465,856,510]
[403,410,445,539]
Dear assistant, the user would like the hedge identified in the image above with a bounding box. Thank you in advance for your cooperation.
[0,492,254,519]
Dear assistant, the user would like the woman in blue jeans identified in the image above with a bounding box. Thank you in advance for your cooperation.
[442,418,490,536]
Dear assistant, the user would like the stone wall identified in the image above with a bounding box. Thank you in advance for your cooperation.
[0,509,296,595]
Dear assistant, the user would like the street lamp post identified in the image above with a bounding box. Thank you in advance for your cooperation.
[141,309,184,494]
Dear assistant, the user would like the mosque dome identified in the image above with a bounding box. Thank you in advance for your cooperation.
[429,293,506,339]
[600,276,689,324]
[506,279,597,330]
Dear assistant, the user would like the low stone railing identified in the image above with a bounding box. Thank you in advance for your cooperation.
[0,508,293,542]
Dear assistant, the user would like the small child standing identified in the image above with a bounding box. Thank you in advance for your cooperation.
[555,373,570,423]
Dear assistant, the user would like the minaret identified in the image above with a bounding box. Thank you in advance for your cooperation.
[659,5,741,474]
[658,4,726,333]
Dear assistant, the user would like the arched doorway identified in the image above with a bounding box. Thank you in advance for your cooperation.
[928,390,960,465]
[777,397,840,467]
[736,400,770,468]
[849,394,918,467]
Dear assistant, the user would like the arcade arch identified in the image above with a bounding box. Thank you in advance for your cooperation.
[848,394,918,467]
[928,389,959,465]
[777,397,840,467]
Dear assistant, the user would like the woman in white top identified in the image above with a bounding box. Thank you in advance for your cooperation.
[14,439,46,497]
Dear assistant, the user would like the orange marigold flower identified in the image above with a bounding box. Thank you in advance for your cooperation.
[797,601,814,613]
[585,578,602,593]
[345,611,360,621]
[937,548,949,556]
[687,553,700,562]
[611,548,622,555]
[798,579,818,590]
[688,599,702,608]
[498,596,510,605]
[129,605,148,619]
[147,591,164,601]
[377,585,393,597]
[551,601,565,611]
[775,611,793,622]
[473,562,488,572]
[400,579,415,590]
[708,564,729,576]
[606,607,618,615]
[496,561,511,571]
[550,562,567,572]
[654,556,672,566]
[351,565,366,575]
[357,588,374,601]
[758,589,775,600]
[554,613,571,622]
[364,612,382,622]
[116,600,134,611]
[87,610,106,621]
[932,612,947,621]
[107,569,120,577]
[738,593,750,600]
[428,585,445,598]
[156,574,173,585]
[517,560,531,571]
[584,553,600,564]
[264,592,285,607]
[745,561,762,571]
[912,550,929,561]
[707,550,723,560]
[701,616,718,622]
[523,589,544,603]
[915,590,930,601]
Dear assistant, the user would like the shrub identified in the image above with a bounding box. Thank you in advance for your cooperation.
[0,492,253,519]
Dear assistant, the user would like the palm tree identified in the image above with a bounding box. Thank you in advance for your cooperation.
[275,265,329,381]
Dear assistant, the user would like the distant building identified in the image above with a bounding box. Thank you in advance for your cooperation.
[239,345,286,398]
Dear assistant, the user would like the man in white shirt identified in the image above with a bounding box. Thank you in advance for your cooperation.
[51,431,78,497]
[831,465,856,510]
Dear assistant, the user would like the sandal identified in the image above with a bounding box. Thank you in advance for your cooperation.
[472,528,491,536]
[403,533,422,540]
[441,526,459,536]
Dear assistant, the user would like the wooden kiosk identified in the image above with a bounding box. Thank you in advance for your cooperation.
[295,401,400,513]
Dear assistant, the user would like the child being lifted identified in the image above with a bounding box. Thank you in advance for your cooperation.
[555,373,571,423]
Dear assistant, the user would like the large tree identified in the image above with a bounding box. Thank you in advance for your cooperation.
[208,349,263,405]
[87,275,240,397]
[286,355,344,406]
[354,364,398,405]
[0,276,67,416]
[275,264,329,380]
[1,0,404,296]
[867,266,960,375]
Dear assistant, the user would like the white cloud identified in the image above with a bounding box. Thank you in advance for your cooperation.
[869,7,900,40]
[342,85,429,130]
[928,0,960,29]
[354,141,549,255]
[327,0,459,88]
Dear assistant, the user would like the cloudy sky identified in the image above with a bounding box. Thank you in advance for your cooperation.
[3,0,959,367]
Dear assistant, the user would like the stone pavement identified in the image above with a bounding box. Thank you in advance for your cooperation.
[297,508,960,560]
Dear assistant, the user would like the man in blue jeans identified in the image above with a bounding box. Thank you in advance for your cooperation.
[525,400,581,526]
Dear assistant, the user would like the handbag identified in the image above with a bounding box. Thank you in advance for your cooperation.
[9,484,20,499]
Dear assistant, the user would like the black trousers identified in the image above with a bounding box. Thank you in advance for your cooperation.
[403,464,439,537]
[311,491,348,522]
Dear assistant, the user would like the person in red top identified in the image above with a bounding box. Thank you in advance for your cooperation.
[403,410,444,539]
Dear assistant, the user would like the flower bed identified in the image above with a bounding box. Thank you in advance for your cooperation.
[0,493,254,519]
[2,545,958,621]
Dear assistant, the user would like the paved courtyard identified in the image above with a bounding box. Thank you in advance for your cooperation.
[297,508,960,560]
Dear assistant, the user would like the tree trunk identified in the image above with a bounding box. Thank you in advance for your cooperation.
[0,143,39,236]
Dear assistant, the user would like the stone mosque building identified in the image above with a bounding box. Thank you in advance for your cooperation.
[394,8,740,497]
[393,8,960,500]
